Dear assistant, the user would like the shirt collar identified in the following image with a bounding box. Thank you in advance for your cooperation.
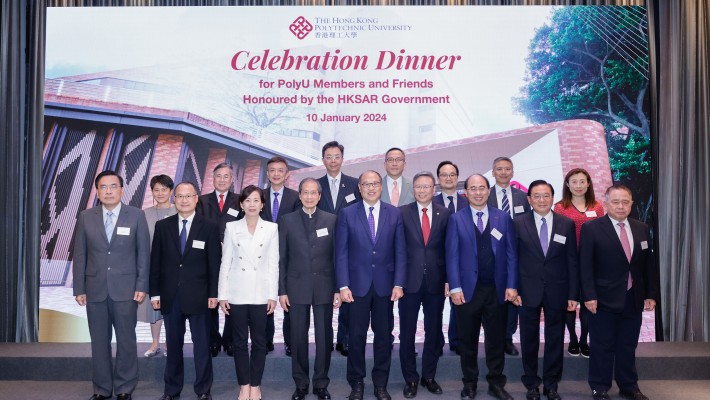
[327,172,342,182]
[102,202,121,217]
[470,205,489,216]
[608,215,629,226]
[417,202,433,213]
[534,210,553,222]
[215,190,228,199]
[178,212,196,224]
[364,200,381,212]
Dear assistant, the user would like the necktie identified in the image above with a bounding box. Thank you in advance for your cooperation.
[105,211,114,242]
[476,211,484,233]
[368,206,376,243]
[218,193,225,212]
[618,222,633,289]
[179,219,188,255]
[447,195,455,213]
[501,188,511,217]
[540,217,549,256]
[272,192,280,222]
[421,208,431,245]
[331,179,338,208]
[391,180,400,206]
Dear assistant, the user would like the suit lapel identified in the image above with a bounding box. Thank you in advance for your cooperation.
[167,215,181,255]
[93,207,110,246]
[375,205,388,244]
[460,206,478,250]
[525,213,546,259]
[628,220,645,263]
[488,210,499,257]
[381,176,391,204]
[407,203,425,245]
[357,203,373,244]
[601,217,629,263]
[108,204,128,247]
[182,215,203,259]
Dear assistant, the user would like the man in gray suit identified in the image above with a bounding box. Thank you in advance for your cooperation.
[381,147,415,207]
[73,170,151,400]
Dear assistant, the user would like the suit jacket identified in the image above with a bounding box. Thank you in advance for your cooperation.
[196,190,241,241]
[335,201,407,297]
[278,209,337,305]
[317,173,361,215]
[400,202,450,294]
[433,192,468,213]
[579,216,659,313]
[261,186,301,223]
[446,205,518,304]
[150,213,221,315]
[218,218,279,304]
[488,186,531,217]
[381,175,415,206]
[514,211,579,309]
[72,203,150,302]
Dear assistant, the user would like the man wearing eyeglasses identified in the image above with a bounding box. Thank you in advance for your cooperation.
[150,182,222,400]
[73,170,151,400]
[336,170,406,400]
[513,180,578,400]
[381,147,415,207]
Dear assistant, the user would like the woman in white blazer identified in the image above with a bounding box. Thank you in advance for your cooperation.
[219,185,279,400]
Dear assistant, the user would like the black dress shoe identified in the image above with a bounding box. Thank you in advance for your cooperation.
[348,382,364,400]
[374,387,392,400]
[403,381,418,398]
[266,342,275,352]
[619,389,649,400]
[158,395,175,400]
[592,390,610,400]
[224,344,234,357]
[291,387,308,400]
[567,342,580,356]
[580,342,590,358]
[488,385,513,400]
[313,387,331,400]
[420,378,442,394]
[285,343,292,356]
[504,341,519,356]
[116,394,131,400]
[526,387,541,400]
[336,342,349,356]
[209,344,220,357]
[197,394,212,400]
[460,383,476,400]
[89,395,110,400]
[543,388,561,400]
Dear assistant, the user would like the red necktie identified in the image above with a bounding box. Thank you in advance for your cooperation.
[422,208,431,245]
[219,193,225,212]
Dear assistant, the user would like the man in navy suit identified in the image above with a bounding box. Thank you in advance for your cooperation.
[398,171,450,398]
[432,160,467,354]
[447,174,518,400]
[336,170,406,400]
[260,156,302,355]
[514,180,578,400]
[317,141,362,356]
[151,182,222,400]
[487,156,530,357]
[580,184,658,400]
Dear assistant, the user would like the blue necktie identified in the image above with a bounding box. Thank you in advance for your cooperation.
[105,211,114,242]
[179,219,188,255]
[501,188,511,217]
[368,206,376,243]
[476,211,484,233]
[272,192,280,223]
[540,217,549,256]
[447,195,455,213]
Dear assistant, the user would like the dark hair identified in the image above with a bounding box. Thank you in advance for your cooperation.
[213,162,232,174]
[239,185,265,204]
[94,170,124,188]
[527,179,555,197]
[267,156,289,168]
[604,183,633,198]
[465,174,490,189]
[492,156,513,169]
[436,160,459,177]
[412,171,435,186]
[175,181,198,194]
[321,141,344,158]
[358,170,383,184]
[150,174,174,190]
[557,168,597,209]
[385,147,406,159]
[298,177,322,194]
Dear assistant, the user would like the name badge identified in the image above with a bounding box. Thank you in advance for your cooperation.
[553,234,567,244]
[227,208,239,217]
[192,240,205,249]
[116,227,130,236]
[345,193,356,203]
[514,206,525,214]
[491,228,503,240]
[316,228,329,237]
[641,241,648,250]
[585,210,598,218]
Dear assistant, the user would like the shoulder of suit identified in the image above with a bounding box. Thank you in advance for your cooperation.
[341,174,359,184]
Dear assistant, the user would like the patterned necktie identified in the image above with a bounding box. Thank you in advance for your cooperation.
[272,192,280,222]
[447,195,455,213]
[421,207,431,245]
[618,222,633,289]
[179,219,188,255]
[368,206,376,243]
[501,188,511,217]
[540,217,549,256]
[218,193,225,212]
[391,180,400,206]
[476,211,484,233]
[331,178,338,208]
[105,211,114,242]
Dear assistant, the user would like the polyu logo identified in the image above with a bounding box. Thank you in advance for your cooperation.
[289,16,313,40]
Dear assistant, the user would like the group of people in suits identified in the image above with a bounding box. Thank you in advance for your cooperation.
[71,141,658,400]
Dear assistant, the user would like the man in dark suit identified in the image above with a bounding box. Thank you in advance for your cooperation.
[196,162,240,357]
[487,156,531,356]
[336,170,406,400]
[317,141,362,357]
[380,147,415,207]
[398,171,450,399]
[513,180,578,400]
[279,177,339,400]
[261,156,301,355]
[580,184,658,400]
[150,181,221,400]
[432,160,467,354]
[73,170,151,400]
[447,174,518,400]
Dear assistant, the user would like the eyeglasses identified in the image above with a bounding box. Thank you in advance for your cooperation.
[385,158,405,164]
[466,186,488,193]
[175,194,197,200]
[98,184,120,191]
[413,185,433,190]
[531,194,552,201]
[360,182,381,189]
[324,155,342,161]
[300,190,319,196]
[438,173,458,179]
